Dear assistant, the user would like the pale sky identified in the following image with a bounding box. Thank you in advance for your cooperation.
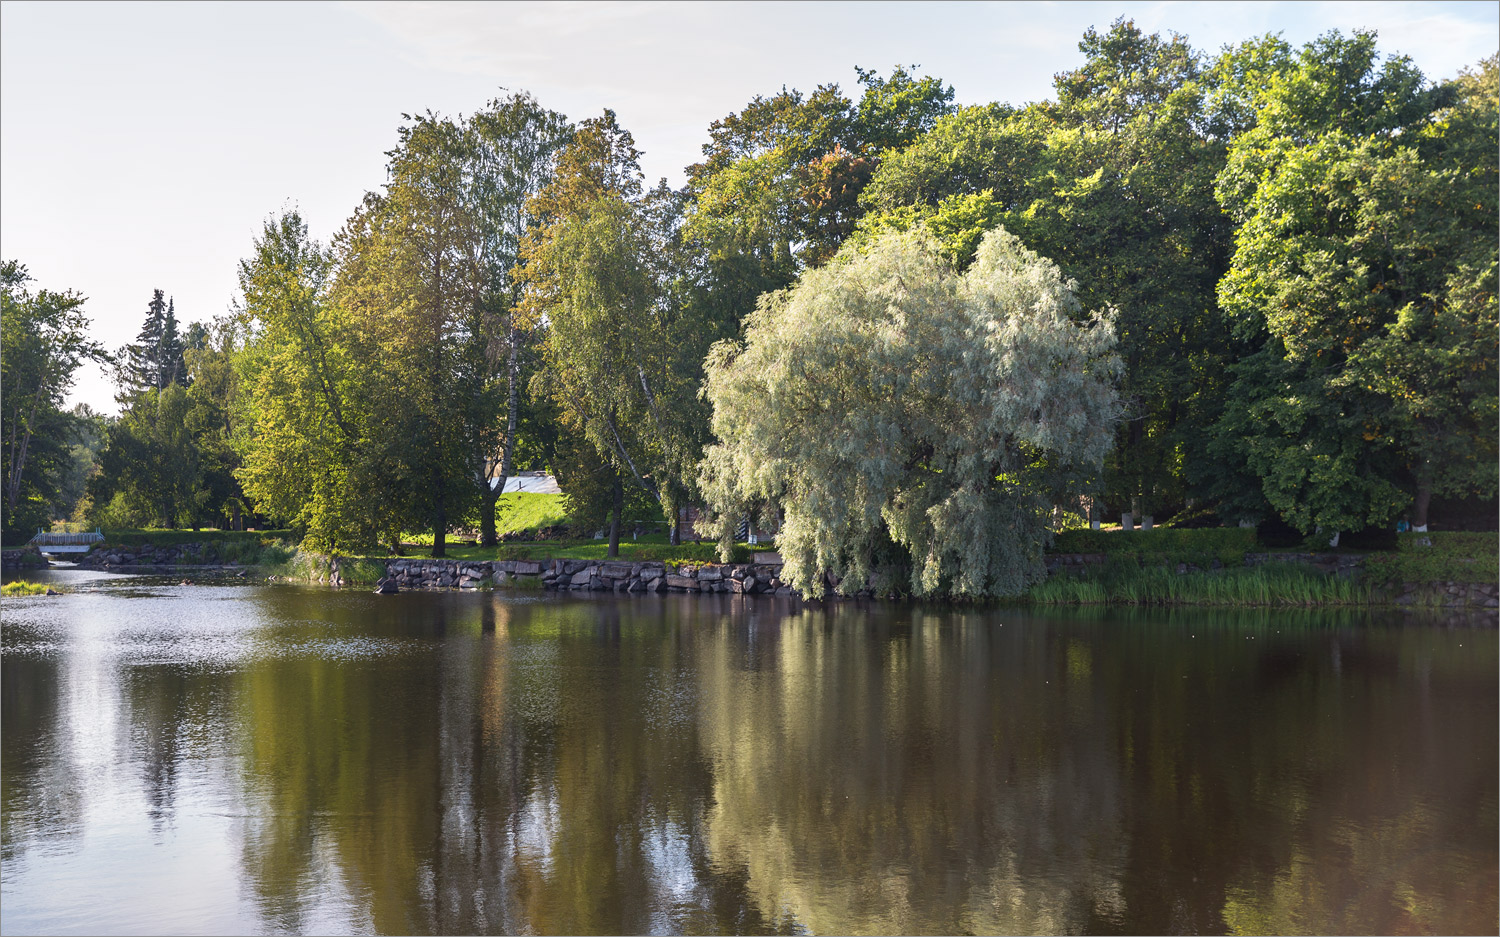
[3,0,1495,413]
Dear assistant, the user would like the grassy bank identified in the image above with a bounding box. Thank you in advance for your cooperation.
[1363,531,1498,585]
[1051,527,1259,567]
[1028,530,1496,607]
[1027,561,1372,606]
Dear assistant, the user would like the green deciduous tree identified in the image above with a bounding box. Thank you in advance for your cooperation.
[88,382,200,528]
[232,212,382,551]
[466,92,572,545]
[1,261,110,542]
[684,67,955,315]
[855,21,1233,521]
[333,112,498,557]
[523,113,718,553]
[1207,35,1496,534]
[699,228,1119,598]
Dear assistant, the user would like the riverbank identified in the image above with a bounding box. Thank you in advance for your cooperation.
[264,549,1496,610]
[72,534,294,569]
[22,528,1497,610]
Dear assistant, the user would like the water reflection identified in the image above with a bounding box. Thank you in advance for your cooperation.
[1,580,1495,935]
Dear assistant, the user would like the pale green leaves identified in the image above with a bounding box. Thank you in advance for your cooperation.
[700,228,1119,597]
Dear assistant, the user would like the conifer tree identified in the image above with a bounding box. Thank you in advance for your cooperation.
[160,297,187,388]
[119,289,189,399]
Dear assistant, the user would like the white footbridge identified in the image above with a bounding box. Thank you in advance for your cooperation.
[27,529,104,554]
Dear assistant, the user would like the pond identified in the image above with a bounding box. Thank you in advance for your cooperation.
[2,569,1495,935]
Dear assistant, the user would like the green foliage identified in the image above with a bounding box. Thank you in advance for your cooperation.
[98,528,293,545]
[699,228,1120,598]
[58,403,107,523]
[683,66,954,319]
[89,316,250,532]
[1,260,110,543]
[1207,39,1498,534]
[1027,561,1371,606]
[88,384,199,527]
[232,211,376,551]
[236,97,572,557]
[1,580,53,596]
[1051,527,1257,565]
[855,21,1234,518]
[524,113,722,541]
[1362,531,1498,585]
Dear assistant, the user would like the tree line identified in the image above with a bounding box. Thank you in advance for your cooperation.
[3,22,1494,596]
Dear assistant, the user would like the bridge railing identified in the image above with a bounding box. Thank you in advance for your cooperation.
[28,528,105,546]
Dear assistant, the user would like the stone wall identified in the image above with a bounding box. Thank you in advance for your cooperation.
[1,548,45,569]
[1390,580,1499,608]
[381,558,805,596]
[78,543,242,567]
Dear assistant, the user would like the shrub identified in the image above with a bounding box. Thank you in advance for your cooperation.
[1363,531,1498,585]
[1,580,52,596]
[1050,527,1257,566]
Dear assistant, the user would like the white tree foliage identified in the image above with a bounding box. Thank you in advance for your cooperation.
[699,227,1121,597]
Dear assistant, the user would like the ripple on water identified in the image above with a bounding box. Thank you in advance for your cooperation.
[1,583,428,670]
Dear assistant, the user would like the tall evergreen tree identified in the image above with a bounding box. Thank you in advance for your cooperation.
[160,297,187,388]
[119,289,188,399]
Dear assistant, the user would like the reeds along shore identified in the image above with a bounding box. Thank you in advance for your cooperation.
[1026,562,1373,606]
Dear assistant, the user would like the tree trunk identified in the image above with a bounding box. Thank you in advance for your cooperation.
[480,483,499,546]
[432,504,447,558]
[608,474,622,558]
[231,501,241,531]
[1413,480,1432,532]
[480,335,523,548]
[670,504,681,546]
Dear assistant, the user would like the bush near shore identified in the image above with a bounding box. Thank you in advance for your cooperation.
[1,580,53,596]
[1029,530,1496,606]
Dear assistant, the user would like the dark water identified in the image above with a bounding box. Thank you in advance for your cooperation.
[2,569,1495,935]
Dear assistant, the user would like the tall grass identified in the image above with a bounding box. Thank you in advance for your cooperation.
[1028,561,1371,607]
[1,580,53,596]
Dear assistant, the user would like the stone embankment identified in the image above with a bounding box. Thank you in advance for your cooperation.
[1,548,45,569]
[1391,580,1498,608]
[379,558,811,597]
[77,542,247,568]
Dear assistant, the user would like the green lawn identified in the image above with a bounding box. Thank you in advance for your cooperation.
[497,492,570,536]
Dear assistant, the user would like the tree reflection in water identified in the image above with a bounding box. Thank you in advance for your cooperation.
[1,585,1494,935]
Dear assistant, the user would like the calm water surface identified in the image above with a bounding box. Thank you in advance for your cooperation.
[2,569,1495,935]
